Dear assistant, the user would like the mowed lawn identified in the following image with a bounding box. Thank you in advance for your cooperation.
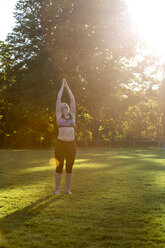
[0,148,165,248]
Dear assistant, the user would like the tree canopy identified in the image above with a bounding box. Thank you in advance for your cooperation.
[0,0,164,148]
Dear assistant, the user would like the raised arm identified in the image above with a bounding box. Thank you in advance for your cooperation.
[56,81,64,121]
[63,78,76,117]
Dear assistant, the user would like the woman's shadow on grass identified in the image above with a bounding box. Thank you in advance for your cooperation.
[0,193,62,233]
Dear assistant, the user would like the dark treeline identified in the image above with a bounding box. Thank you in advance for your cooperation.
[0,0,164,148]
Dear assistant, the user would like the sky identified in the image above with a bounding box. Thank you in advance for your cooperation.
[1,0,165,54]
[0,0,18,41]
[126,0,165,53]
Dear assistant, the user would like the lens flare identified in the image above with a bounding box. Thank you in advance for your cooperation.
[49,158,59,167]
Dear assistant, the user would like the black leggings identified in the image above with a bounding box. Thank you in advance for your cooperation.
[55,139,76,174]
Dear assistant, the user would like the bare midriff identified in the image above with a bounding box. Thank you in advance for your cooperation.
[58,127,75,141]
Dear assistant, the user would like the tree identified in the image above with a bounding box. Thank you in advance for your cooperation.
[1,0,162,147]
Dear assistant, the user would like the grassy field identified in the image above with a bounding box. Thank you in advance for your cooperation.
[0,148,165,248]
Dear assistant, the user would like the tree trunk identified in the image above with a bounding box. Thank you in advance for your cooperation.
[92,121,101,146]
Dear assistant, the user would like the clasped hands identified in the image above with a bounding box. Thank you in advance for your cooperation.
[62,78,68,88]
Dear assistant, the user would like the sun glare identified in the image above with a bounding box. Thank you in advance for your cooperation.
[49,158,59,167]
[126,0,165,53]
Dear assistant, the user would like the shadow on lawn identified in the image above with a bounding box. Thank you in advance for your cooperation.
[1,148,165,191]
[0,194,60,233]
[1,171,165,248]
[1,148,165,247]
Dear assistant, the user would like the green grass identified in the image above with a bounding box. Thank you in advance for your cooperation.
[1,148,165,248]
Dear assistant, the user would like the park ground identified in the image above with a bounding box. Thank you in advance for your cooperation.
[0,148,165,248]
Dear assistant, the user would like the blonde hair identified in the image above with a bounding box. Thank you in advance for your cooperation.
[61,103,70,112]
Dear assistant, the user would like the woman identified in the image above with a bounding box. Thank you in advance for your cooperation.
[55,78,76,195]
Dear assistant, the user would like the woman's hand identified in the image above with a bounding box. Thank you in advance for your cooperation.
[62,78,65,87]
[63,78,68,87]
[62,78,75,115]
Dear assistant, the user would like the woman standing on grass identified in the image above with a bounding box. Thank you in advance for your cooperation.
[55,78,76,195]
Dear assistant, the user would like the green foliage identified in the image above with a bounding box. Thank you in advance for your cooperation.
[0,0,164,147]
[123,94,163,141]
